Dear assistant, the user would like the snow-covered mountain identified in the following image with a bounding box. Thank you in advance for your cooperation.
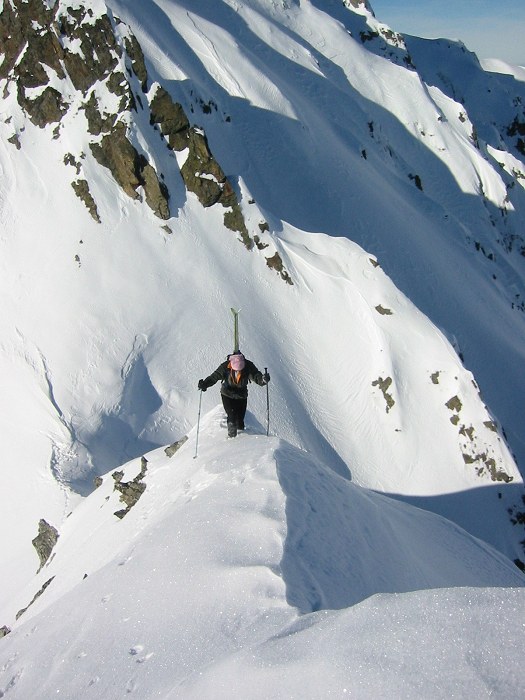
[1,0,524,696]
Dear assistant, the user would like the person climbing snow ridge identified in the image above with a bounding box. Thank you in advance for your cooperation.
[198,352,270,438]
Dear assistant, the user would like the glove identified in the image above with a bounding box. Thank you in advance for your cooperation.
[263,372,270,384]
[198,379,207,391]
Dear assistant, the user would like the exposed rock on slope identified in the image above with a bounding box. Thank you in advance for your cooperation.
[0,0,292,280]
[32,519,59,572]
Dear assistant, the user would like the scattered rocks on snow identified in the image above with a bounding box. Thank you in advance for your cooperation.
[446,394,463,418]
[0,625,11,638]
[444,393,513,483]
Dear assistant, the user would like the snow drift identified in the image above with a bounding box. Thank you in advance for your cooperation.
[1,408,523,698]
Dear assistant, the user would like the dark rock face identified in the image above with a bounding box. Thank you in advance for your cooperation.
[150,86,190,151]
[59,12,121,94]
[71,179,101,222]
[141,163,171,220]
[0,0,58,81]
[508,117,525,156]
[32,519,59,572]
[124,35,149,93]
[90,124,170,219]
[20,86,67,128]
[181,128,231,207]
[82,92,119,137]
[265,252,293,285]
[148,84,260,249]
[90,124,144,200]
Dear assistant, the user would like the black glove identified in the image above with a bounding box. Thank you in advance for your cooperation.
[198,379,207,391]
[263,372,270,384]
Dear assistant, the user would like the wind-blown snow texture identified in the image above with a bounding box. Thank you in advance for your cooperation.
[1,0,524,696]
[1,409,524,698]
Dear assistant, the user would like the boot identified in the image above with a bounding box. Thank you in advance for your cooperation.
[227,421,237,438]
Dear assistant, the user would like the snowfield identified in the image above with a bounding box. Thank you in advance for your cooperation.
[1,408,523,698]
[1,0,524,697]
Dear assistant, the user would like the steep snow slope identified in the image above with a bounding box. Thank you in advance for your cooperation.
[0,409,523,698]
[1,0,524,630]
[108,0,525,472]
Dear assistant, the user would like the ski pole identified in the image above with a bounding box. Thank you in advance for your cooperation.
[194,389,203,459]
[265,367,270,437]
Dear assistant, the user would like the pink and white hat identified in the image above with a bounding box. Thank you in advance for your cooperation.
[229,353,245,370]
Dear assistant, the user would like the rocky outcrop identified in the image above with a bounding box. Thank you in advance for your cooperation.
[265,252,293,285]
[0,0,292,279]
[112,457,148,519]
[16,577,55,620]
[149,84,259,250]
[90,124,170,219]
[59,11,120,94]
[372,376,395,413]
[150,86,190,151]
[508,117,525,156]
[165,435,188,458]
[90,125,143,199]
[224,204,253,249]
[0,0,58,82]
[181,128,236,208]
[32,519,59,572]
[141,163,171,220]
[0,0,167,219]
[124,34,149,93]
[20,86,68,128]
[71,179,101,222]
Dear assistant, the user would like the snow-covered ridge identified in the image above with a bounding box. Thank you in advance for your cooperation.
[1,0,525,694]
[481,58,525,82]
[1,408,523,697]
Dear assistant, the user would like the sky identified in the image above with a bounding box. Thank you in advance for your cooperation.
[371,0,525,66]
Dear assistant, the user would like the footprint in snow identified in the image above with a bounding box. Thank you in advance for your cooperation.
[129,645,153,663]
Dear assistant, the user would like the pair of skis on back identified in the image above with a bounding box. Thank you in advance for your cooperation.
[194,309,270,458]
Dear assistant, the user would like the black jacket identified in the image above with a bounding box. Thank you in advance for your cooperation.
[202,359,265,399]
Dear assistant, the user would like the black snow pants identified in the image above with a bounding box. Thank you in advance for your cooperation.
[221,394,247,430]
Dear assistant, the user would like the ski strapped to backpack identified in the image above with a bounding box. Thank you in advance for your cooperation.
[231,307,240,353]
